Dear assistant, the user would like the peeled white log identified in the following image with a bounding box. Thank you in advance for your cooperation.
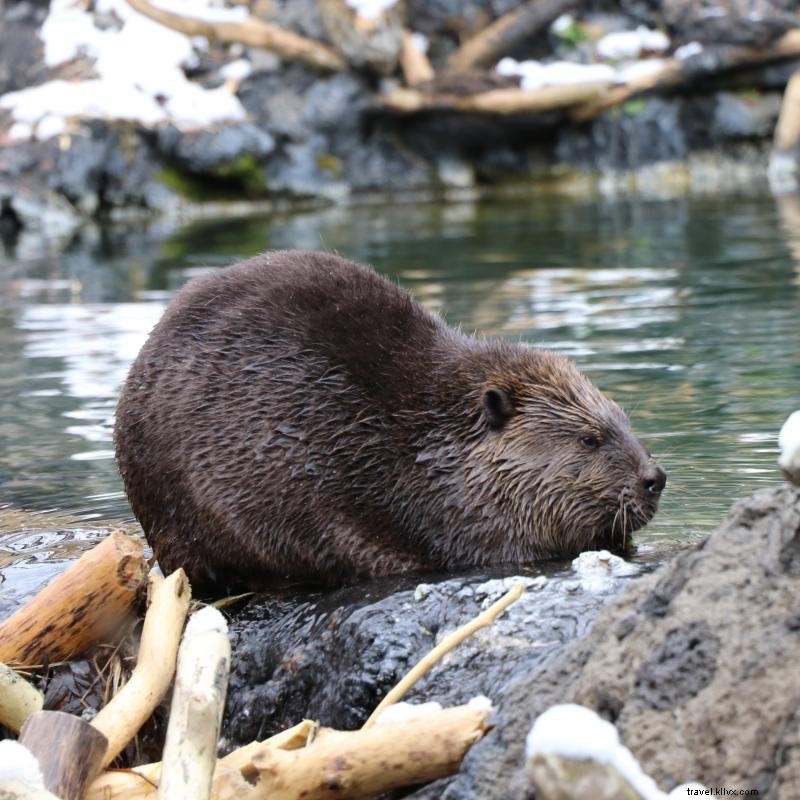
[158,606,231,800]
[91,569,191,769]
[0,663,43,733]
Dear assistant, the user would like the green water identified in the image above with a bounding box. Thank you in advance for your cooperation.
[1,192,799,602]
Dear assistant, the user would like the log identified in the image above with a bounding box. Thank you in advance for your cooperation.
[0,531,146,667]
[363,582,524,728]
[379,83,610,115]
[91,569,191,770]
[446,0,578,74]
[125,0,347,73]
[573,28,800,121]
[84,720,316,800]
[158,607,231,800]
[18,711,109,800]
[0,782,61,800]
[400,31,435,86]
[242,704,492,800]
[0,663,43,733]
[773,70,800,152]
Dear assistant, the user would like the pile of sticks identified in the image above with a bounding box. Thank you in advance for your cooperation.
[0,530,523,800]
[124,0,800,123]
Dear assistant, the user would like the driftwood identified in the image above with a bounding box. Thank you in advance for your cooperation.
[18,711,109,800]
[363,582,523,728]
[773,70,800,152]
[400,31,435,86]
[446,0,578,74]
[91,569,191,770]
[125,0,346,72]
[158,607,230,800]
[380,83,610,115]
[0,662,43,733]
[574,28,800,121]
[0,782,61,800]
[0,531,146,667]
[84,721,317,800]
[213,704,491,800]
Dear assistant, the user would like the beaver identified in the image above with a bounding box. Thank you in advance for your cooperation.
[115,250,666,593]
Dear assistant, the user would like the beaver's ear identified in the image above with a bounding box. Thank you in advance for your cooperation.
[482,386,514,429]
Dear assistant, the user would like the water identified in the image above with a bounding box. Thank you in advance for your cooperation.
[2,191,799,606]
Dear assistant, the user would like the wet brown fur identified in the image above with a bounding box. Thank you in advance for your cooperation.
[114,250,665,593]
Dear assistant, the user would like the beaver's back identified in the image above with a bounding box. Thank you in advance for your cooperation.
[114,250,457,592]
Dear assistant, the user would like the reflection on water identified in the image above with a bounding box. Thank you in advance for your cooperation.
[1,193,799,601]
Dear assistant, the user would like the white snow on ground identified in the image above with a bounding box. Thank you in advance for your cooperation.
[778,410,800,481]
[596,26,670,60]
[0,0,249,139]
[345,0,399,21]
[571,549,640,592]
[0,740,45,787]
[496,58,616,91]
[496,55,668,91]
[526,704,706,800]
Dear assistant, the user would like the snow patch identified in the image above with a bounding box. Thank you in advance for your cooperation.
[778,410,800,477]
[496,58,615,91]
[0,740,45,787]
[0,0,247,137]
[571,549,640,592]
[186,604,229,636]
[345,0,399,21]
[596,26,670,61]
[526,704,702,800]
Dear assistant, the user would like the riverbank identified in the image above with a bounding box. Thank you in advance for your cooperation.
[2,0,800,234]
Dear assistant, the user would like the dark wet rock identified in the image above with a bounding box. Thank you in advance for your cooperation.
[319,0,404,75]
[155,123,275,173]
[712,91,783,140]
[0,10,48,95]
[658,0,798,47]
[48,121,166,216]
[221,564,642,750]
[223,485,800,799]
[557,97,695,170]
[417,484,800,798]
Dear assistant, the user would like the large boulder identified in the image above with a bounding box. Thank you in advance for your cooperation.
[223,484,800,799]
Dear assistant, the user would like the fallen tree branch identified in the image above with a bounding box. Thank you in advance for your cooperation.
[379,83,610,115]
[574,28,800,121]
[446,0,578,74]
[158,606,231,800]
[363,582,524,729]
[91,569,191,770]
[19,710,109,800]
[0,662,44,733]
[400,31,435,86]
[83,719,317,798]
[224,704,492,800]
[0,531,146,667]
[126,0,347,73]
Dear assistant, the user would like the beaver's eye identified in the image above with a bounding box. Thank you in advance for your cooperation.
[580,434,600,449]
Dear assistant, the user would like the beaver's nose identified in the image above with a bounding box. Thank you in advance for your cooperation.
[642,464,667,495]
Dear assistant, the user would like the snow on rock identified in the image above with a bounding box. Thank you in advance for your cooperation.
[0,0,249,138]
[674,42,703,60]
[596,26,670,61]
[571,549,640,592]
[778,410,800,485]
[496,58,615,91]
[526,704,704,800]
[0,740,45,787]
[374,701,443,725]
[345,0,399,21]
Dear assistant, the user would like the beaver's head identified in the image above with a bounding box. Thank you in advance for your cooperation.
[470,346,665,558]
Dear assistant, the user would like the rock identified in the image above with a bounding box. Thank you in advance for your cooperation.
[712,92,782,140]
[318,0,404,76]
[424,484,800,798]
[47,121,164,216]
[223,485,800,799]
[155,123,275,172]
[528,754,645,800]
[221,565,642,750]
[656,0,797,47]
